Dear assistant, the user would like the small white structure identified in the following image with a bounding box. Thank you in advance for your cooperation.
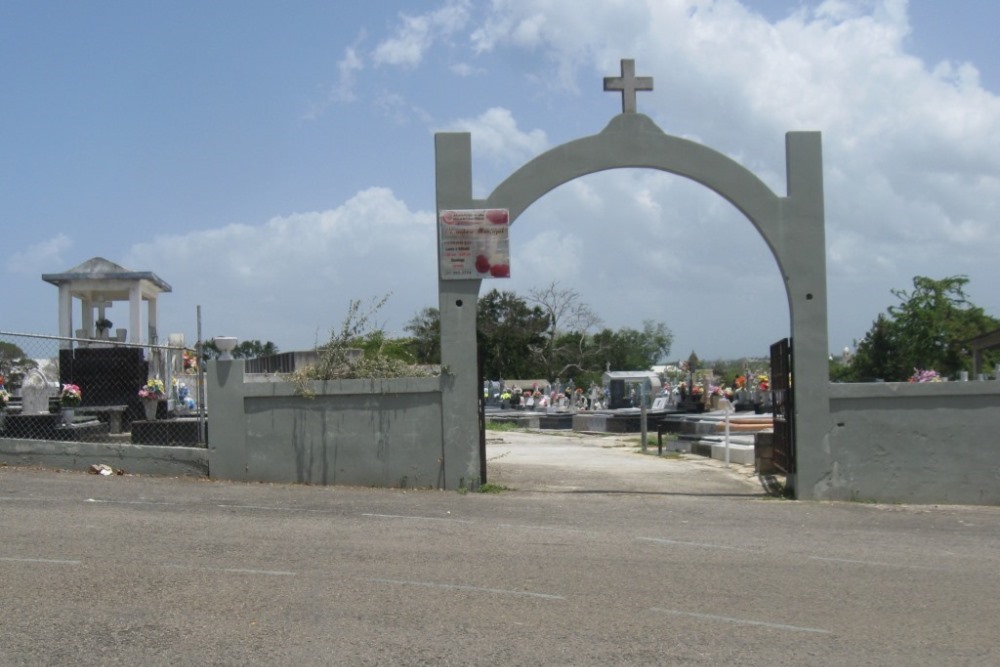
[42,257,172,348]
[21,369,55,415]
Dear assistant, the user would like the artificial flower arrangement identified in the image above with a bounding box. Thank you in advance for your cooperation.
[909,368,941,383]
[734,375,747,389]
[182,349,199,373]
[60,384,82,407]
[757,374,770,391]
[138,378,167,401]
[0,387,10,407]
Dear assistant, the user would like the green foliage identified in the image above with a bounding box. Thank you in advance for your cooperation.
[200,338,279,361]
[477,289,550,379]
[404,286,675,384]
[403,307,441,364]
[846,314,899,381]
[291,295,435,394]
[707,358,745,385]
[485,421,519,431]
[478,483,510,493]
[592,320,673,372]
[846,276,1000,381]
[828,356,854,383]
[525,281,605,381]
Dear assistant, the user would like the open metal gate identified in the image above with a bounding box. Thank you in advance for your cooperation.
[769,338,795,474]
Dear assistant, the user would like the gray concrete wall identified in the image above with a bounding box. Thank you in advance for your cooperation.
[207,360,446,489]
[825,382,1000,505]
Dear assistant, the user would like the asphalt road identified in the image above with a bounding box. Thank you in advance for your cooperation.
[1,431,999,666]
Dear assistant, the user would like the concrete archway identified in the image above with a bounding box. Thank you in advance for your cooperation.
[434,66,831,499]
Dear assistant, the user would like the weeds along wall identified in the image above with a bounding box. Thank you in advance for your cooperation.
[207,359,447,489]
[825,381,1000,505]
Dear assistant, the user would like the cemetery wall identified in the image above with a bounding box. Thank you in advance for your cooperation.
[207,360,445,489]
[826,382,1000,505]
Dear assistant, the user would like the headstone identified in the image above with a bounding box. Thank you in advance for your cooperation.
[22,369,54,414]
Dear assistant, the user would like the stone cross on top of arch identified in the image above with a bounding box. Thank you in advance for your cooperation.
[603,58,653,114]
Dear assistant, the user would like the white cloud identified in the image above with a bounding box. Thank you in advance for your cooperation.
[7,234,72,275]
[451,0,1000,355]
[303,43,365,120]
[439,106,549,169]
[449,62,482,77]
[373,1,471,68]
[124,188,437,348]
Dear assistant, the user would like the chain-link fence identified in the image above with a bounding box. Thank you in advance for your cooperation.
[1,331,206,447]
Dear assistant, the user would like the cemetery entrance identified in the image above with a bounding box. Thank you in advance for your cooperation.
[434,60,831,499]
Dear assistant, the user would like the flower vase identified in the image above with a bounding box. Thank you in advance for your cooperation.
[143,399,158,421]
[61,408,75,425]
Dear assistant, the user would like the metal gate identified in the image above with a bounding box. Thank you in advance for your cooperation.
[769,338,795,474]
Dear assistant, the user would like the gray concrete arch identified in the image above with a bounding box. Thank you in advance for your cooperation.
[435,112,831,499]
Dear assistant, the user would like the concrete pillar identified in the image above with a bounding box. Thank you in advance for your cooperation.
[58,284,73,347]
[206,358,248,480]
[435,132,485,490]
[129,285,142,345]
[781,132,832,500]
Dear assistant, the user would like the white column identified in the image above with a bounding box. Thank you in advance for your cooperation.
[81,297,94,337]
[129,285,142,345]
[147,295,158,344]
[58,285,73,347]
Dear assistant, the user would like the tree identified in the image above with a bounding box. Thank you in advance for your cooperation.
[525,281,603,379]
[592,320,674,375]
[200,339,279,361]
[847,275,999,381]
[233,340,279,359]
[477,289,550,379]
[403,307,441,364]
[847,313,899,381]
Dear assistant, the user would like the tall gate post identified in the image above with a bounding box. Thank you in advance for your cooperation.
[434,132,485,490]
[781,132,832,499]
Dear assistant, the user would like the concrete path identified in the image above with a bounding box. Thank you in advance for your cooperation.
[486,429,765,496]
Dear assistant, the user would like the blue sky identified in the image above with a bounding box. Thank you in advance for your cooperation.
[2,0,998,363]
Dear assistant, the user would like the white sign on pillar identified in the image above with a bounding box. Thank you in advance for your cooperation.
[439,209,510,280]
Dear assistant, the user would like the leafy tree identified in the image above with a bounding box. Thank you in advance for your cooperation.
[477,289,550,379]
[403,307,441,364]
[233,340,279,359]
[846,313,899,381]
[847,275,999,381]
[405,289,676,384]
[592,320,674,374]
[200,339,279,361]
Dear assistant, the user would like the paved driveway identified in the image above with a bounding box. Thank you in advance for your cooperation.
[486,429,764,496]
